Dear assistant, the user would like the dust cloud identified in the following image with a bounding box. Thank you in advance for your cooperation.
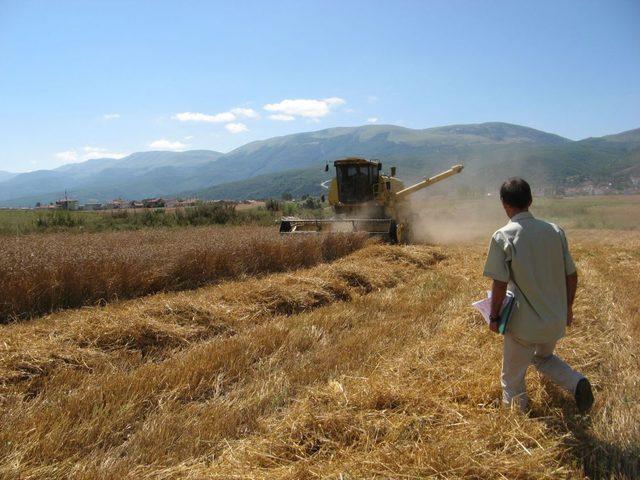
[410,194,507,245]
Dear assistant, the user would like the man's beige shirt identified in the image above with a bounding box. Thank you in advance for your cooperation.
[483,211,577,343]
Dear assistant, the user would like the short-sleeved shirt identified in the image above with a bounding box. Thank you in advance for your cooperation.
[483,211,576,343]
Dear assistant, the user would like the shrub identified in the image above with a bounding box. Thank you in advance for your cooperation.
[35,211,85,229]
[282,202,298,216]
[193,202,237,224]
[265,198,281,212]
[304,197,322,209]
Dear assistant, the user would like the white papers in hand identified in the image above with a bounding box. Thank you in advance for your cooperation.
[472,291,511,325]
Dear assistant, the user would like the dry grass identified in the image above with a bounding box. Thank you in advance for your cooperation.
[0,226,368,322]
[0,231,638,478]
[411,194,640,244]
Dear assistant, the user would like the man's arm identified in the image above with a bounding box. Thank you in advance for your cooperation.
[558,227,577,327]
[483,232,510,333]
[489,279,508,333]
[566,271,578,326]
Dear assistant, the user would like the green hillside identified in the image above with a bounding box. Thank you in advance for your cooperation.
[1,123,639,206]
[193,168,327,200]
[190,126,640,200]
[0,151,224,206]
[0,171,17,182]
[579,127,640,149]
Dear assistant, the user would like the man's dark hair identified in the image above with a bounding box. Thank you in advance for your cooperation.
[500,177,532,209]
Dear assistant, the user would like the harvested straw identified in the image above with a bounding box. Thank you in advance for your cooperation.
[0,233,638,479]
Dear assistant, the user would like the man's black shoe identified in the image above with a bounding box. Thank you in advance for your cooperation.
[575,378,594,413]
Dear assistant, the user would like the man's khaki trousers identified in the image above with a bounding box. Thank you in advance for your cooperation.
[502,332,584,410]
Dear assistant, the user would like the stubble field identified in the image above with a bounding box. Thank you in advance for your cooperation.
[0,196,638,479]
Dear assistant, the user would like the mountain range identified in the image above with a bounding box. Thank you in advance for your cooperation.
[0,171,18,183]
[1,122,639,206]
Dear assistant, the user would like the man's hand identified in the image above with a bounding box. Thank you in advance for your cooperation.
[567,307,573,327]
[489,280,508,335]
[489,320,500,333]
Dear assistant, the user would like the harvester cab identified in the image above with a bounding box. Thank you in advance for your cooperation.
[334,159,379,203]
[279,158,463,243]
[331,158,388,214]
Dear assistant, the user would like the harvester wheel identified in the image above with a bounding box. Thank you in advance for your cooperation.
[279,220,293,233]
[402,223,414,244]
[391,222,413,244]
[389,220,399,244]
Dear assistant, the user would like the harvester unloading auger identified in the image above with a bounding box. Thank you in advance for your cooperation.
[279,158,464,243]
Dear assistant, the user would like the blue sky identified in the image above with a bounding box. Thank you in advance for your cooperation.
[0,0,638,172]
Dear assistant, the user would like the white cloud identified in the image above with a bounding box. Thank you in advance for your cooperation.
[53,146,127,165]
[268,114,295,121]
[173,111,236,123]
[225,122,248,134]
[366,95,379,103]
[263,97,345,119]
[366,117,379,123]
[324,97,345,106]
[82,146,127,160]
[103,113,120,120]
[230,107,259,118]
[184,135,195,140]
[55,150,78,163]
[172,106,258,124]
[149,139,187,151]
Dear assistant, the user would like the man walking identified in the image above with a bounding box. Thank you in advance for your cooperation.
[483,178,594,413]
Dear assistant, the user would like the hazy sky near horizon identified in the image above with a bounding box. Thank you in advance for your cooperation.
[0,0,638,172]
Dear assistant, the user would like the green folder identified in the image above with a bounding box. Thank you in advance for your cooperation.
[499,291,516,335]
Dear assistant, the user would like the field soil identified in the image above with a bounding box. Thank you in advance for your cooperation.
[0,230,638,478]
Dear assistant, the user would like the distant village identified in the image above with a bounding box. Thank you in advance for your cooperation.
[558,178,640,196]
[1,175,638,212]
[25,197,262,211]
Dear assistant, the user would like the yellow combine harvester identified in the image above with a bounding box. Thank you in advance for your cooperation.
[279,158,463,243]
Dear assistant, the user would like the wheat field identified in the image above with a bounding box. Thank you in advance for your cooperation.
[0,226,367,322]
[0,226,638,479]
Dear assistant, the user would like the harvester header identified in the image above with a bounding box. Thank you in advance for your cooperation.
[280,158,464,243]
